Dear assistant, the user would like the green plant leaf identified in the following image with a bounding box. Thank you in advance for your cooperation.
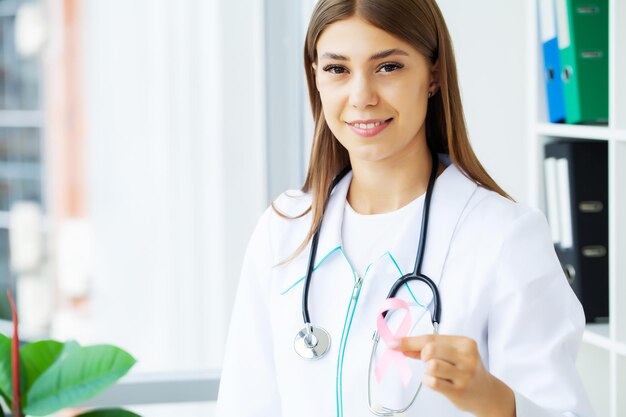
[23,344,136,416]
[74,408,141,417]
[0,333,12,406]
[19,340,64,397]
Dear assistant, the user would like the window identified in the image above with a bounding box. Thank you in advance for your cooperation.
[0,0,43,321]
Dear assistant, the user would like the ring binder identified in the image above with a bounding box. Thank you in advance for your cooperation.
[555,0,609,124]
[544,140,608,323]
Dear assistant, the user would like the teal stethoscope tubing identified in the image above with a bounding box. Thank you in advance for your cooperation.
[297,145,442,360]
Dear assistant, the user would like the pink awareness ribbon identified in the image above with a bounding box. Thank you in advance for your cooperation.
[374,297,413,386]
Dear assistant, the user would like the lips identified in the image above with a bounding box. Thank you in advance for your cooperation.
[346,118,393,138]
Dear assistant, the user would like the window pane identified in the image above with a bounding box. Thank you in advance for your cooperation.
[0,13,41,110]
[0,229,10,321]
[0,128,42,210]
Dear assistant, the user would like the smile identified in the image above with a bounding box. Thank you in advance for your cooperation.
[346,118,393,137]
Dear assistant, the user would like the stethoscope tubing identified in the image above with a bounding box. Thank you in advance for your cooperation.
[297,145,441,359]
[413,145,439,277]
[381,147,441,323]
[302,165,352,326]
[296,146,443,415]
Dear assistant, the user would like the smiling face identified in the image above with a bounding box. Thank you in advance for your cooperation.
[313,16,437,164]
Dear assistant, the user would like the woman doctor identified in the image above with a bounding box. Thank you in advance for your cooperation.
[216,0,594,416]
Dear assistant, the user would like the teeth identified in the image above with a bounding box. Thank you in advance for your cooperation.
[353,121,383,129]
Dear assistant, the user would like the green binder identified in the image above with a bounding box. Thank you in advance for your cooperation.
[555,0,608,124]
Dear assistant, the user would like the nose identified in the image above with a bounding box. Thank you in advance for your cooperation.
[348,73,378,109]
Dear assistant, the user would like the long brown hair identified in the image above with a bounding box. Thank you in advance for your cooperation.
[274,0,512,260]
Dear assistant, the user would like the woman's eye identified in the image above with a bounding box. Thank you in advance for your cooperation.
[322,65,347,74]
[379,63,403,73]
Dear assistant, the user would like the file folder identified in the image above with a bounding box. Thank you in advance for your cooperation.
[544,140,608,323]
[543,157,561,243]
[538,0,566,123]
[555,0,608,124]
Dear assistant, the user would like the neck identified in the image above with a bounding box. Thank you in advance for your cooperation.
[347,138,443,215]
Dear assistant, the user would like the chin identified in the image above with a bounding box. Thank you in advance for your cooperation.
[347,147,394,163]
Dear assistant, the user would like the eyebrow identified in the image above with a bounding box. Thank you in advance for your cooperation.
[319,48,410,61]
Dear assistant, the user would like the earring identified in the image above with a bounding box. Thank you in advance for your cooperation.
[428,91,433,99]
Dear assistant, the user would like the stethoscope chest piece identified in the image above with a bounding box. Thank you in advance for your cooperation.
[294,324,331,360]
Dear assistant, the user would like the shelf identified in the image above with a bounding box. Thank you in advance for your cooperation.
[531,0,624,414]
[583,323,611,350]
[582,325,626,357]
[614,131,626,142]
[535,123,610,140]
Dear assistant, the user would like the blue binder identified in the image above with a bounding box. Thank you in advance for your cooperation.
[539,0,566,123]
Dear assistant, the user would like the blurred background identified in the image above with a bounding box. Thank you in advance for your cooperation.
[0,0,528,415]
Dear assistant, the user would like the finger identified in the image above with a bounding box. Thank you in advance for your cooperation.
[424,358,457,382]
[396,341,457,365]
[424,358,479,393]
[393,335,477,368]
[419,341,458,365]
[422,373,454,392]
[452,338,480,372]
[391,334,464,353]
[401,350,422,359]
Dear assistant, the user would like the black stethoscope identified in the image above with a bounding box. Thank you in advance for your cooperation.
[294,146,442,361]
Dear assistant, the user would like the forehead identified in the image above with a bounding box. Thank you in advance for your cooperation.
[316,16,416,60]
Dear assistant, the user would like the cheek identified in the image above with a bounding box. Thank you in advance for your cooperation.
[392,88,428,119]
[387,82,424,108]
[387,93,429,141]
[316,94,344,144]
[319,92,345,126]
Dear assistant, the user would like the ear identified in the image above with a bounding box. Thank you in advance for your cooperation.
[429,59,440,94]
[311,62,319,90]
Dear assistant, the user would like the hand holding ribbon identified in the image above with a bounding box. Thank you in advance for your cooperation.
[388,334,516,417]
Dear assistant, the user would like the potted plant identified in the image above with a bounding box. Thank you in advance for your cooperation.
[0,291,141,417]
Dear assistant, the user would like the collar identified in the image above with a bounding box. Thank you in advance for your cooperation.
[313,156,478,284]
[387,162,478,284]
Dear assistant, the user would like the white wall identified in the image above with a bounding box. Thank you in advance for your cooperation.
[437,0,529,203]
[81,0,266,415]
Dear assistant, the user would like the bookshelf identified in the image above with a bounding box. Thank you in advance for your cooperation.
[528,0,626,416]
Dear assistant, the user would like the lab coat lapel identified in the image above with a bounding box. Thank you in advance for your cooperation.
[277,171,354,300]
[314,170,353,263]
[387,164,479,309]
[287,164,479,309]
[310,163,479,292]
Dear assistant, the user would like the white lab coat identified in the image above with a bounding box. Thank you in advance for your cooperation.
[216,157,595,417]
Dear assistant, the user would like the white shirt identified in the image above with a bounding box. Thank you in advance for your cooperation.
[342,194,424,278]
